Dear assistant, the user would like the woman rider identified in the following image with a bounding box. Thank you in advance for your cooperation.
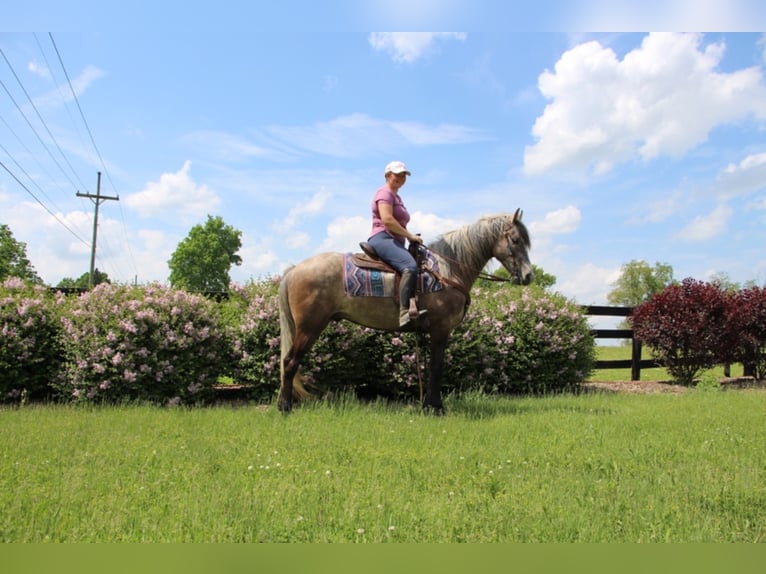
[367,160,426,327]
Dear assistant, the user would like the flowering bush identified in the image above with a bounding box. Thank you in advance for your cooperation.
[233,278,283,400]
[630,278,729,385]
[58,283,233,404]
[444,285,595,394]
[0,277,65,401]
[235,280,595,400]
[234,277,387,400]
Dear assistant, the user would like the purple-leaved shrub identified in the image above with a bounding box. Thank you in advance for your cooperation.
[58,283,233,404]
[0,277,65,401]
[630,278,728,385]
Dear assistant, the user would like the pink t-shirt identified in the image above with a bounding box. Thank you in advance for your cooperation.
[370,185,410,243]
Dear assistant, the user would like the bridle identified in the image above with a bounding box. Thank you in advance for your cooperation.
[421,225,523,287]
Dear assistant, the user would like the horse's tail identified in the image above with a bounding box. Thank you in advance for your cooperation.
[278,268,311,401]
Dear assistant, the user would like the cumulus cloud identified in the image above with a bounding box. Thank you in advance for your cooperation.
[529,205,581,236]
[677,204,733,241]
[317,216,369,253]
[125,160,220,219]
[369,32,467,64]
[556,262,622,305]
[524,33,766,177]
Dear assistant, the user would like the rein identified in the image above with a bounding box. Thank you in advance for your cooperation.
[418,246,472,309]
[420,244,518,307]
[476,271,516,283]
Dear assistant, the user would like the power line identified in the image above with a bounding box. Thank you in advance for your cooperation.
[0,157,90,246]
[49,33,139,281]
[0,46,88,192]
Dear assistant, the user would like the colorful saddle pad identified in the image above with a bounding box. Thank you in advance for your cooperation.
[343,252,445,298]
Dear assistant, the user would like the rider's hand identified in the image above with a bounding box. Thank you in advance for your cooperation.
[409,234,423,244]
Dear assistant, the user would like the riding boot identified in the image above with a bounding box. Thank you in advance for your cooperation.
[399,269,426,327]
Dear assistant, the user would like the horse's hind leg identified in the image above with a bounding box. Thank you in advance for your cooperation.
[278,324,328,413]
[278,348,299,413]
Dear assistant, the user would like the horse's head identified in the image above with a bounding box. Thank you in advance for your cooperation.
[493,209,533,285]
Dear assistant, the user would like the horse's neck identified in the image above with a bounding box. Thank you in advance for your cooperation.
[433,235,493,286]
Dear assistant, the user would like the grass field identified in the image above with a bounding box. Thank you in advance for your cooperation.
[1,389,764,542]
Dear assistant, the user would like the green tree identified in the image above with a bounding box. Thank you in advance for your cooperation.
[531,264,556,289]
[487,264,556,289]
[0,223,42,284]
[56,269,110,289]
[168,215,242,292]
[607,260,674,307]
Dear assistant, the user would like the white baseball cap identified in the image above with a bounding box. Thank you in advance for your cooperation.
[385,161,411,176]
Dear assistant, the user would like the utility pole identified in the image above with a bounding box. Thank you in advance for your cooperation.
[76,172,119,288]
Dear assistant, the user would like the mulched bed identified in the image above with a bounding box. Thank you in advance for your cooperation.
[582,377,764,394]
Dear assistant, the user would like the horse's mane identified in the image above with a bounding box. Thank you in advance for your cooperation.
[428,214,530,276]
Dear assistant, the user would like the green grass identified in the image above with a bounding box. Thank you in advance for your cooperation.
[2,390,765,542]
[589,344,743,382]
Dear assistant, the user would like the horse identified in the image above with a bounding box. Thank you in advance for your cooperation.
[277,209,533,413]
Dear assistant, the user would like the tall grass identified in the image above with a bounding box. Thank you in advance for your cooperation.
[1,390,764,542]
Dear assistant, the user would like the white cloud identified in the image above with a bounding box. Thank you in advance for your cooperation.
[628,190,685,224]
[409,211,466,241]
[556,262,621,305]
[524,33,766,177]
[234,233,280,280]
[529,205,581,236]
[264,113,488,159]
[275,188,332,233]
[369,32,466,64]
[181,131,274,162]
[318,216,369,253]
[711,152,766,200]
[677,204,733,241]
[391,120,490,146]
[125,160,220,219]
[27,60,49,78]
[35,65,105,109]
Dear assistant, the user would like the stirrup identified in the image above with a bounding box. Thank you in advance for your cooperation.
[408,299,423,320]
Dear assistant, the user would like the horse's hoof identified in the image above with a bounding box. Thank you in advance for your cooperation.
[422,404,445,416]
[277,401,292,414]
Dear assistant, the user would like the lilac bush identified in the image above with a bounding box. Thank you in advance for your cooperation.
[444,285,595,394]
[233,278,282,400]
[234,279,594,400]
[0,277,65,401]
[234,277,385,400]
[58,283,233,404]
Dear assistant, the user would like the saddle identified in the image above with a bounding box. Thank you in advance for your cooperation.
[352,242,397,273]
[353,241,424,274]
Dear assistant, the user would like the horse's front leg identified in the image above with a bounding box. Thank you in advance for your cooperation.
[424,340,446,414]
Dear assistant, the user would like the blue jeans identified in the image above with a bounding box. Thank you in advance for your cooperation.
[368,231,417,273]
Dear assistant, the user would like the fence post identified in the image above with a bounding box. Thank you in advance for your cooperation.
[631,338,642,381]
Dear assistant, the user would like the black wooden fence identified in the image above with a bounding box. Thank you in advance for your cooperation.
[583,305,658,381]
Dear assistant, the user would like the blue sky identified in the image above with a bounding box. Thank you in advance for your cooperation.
[2,4,766,307]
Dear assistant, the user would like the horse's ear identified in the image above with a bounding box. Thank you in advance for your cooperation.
[513,208,523,222]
